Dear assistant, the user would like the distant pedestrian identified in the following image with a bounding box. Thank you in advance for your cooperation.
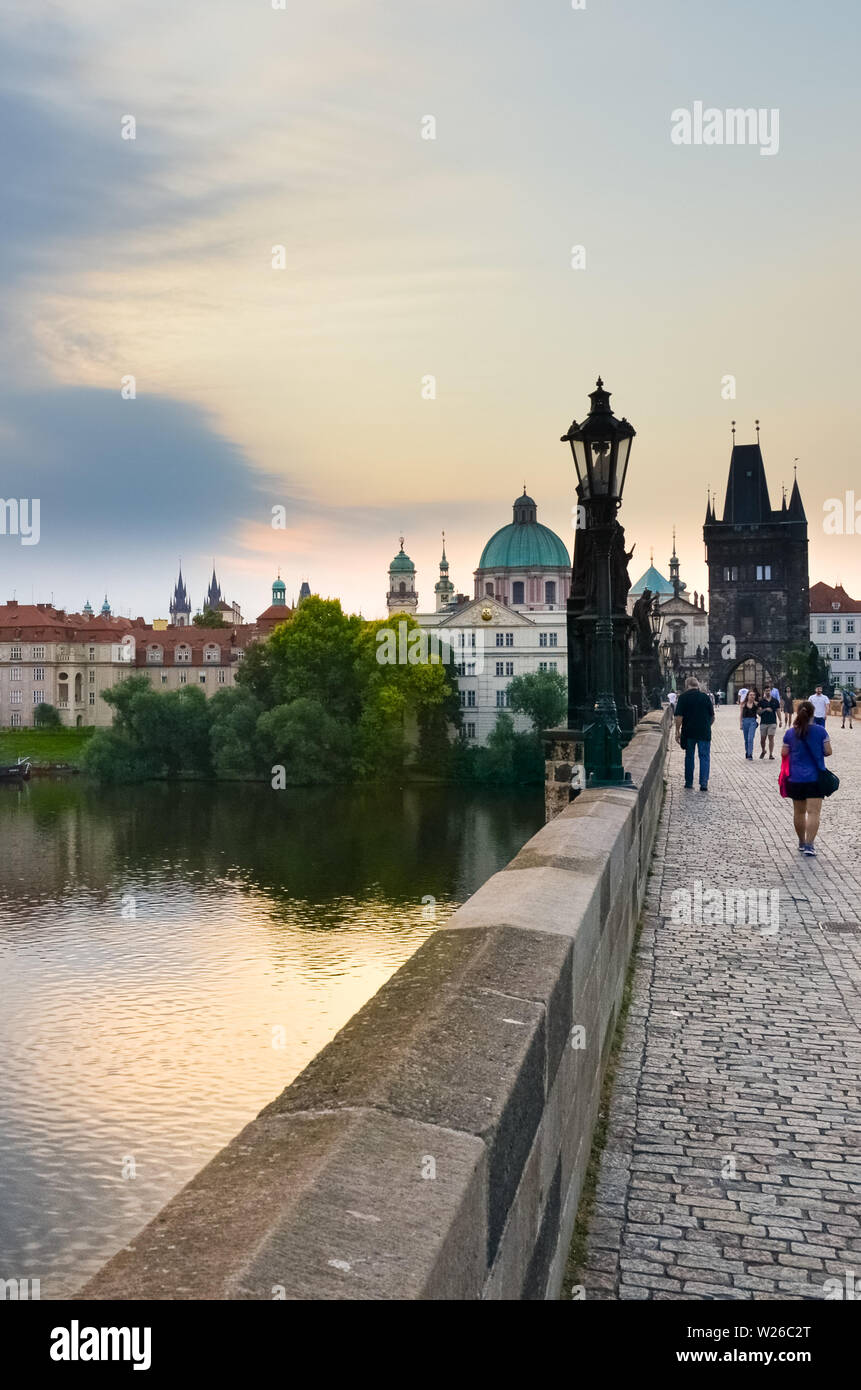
[740,689,759,759]
[782,686,794,728]
[758,692,779,759]
[738,685,749,706]
[674,675,714,791]
[781,700,833,856]
[841,689,856,729]
[668,690,677,711]
[809,685,830,727]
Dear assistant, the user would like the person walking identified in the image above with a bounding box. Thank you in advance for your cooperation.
[740,689,759,759]
[674,675,714,791]
[737,684,749,706]
[782,686,794,729]
[781,700,833,856]
[809,685,830,727]
[841,688,856,729]
[758,690,780,758]
[667,689,677,712]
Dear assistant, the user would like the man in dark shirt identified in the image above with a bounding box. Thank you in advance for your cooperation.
[674,675,715,791]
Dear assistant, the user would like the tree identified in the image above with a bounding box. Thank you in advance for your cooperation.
[209,687,264,778]
[256,698,351,784]
[266,596,364,719]
[507,669,567,731]
[193,608,228,628]
[353,615,461,778]
[33,701,61,728]
[782,642,832,695]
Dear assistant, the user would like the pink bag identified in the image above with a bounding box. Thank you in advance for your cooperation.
[778,762,789,798]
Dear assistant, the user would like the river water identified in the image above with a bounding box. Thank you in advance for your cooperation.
[0,777,542,1297]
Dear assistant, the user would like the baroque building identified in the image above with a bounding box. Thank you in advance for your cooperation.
[386,539,418,614]
[704,434,809,699]
[629,535,709,687]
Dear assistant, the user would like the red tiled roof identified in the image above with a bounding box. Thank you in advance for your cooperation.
[809,582,861,613]
[256,604,293,624]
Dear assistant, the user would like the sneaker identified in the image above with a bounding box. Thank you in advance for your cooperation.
[684,783,693,789]
[699,785,708,792]
[760,749,766,759]
[769,754,775,759]
[803,844,817,857]
[797,843,806,853]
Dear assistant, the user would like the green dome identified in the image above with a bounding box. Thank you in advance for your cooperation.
[478,523,569,570]
[630,565,674,596]
[272,575,286,592]
[390,540,415,573]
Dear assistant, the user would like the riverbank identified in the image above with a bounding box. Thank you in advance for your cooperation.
[0,727,94,768]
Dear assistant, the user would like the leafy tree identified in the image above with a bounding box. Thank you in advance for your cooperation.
[33,702,61,729]
[353,615,461,778]
[256,698,351,784]
[235,639,278,706]
[209,687,264,778]
[266,596,363,719]
[782,642,832,695]
[507,669,567,731]
[193,608,228,628]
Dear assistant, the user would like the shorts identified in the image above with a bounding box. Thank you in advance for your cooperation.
[786,780,821,801]
[813,716,826,726]
[759,722,777,736]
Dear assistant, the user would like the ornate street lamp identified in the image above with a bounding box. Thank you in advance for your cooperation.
[561,378,637,785]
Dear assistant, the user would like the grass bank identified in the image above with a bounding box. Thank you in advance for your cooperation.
[0,727,95,768]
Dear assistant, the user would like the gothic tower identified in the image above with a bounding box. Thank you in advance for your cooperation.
[434,533,455,611]
[204,566,223,613]
[704,429,809,698]
[170,567,192,627]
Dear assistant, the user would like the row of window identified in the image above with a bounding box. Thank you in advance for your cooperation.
[157,671,227,686]
[0,690,98,706]
[0,646,96,661]
[816,618,857,634]
[721,565,775,582]
[817,645,858,662]
[832,675,857,688]
[1,668,98,683]
[484,581,559,604]
[147,645,222,664]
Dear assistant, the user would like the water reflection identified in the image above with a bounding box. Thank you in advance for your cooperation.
[0,778,542,1297]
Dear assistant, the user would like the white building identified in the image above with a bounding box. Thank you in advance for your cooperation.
[628,535,709,687]
[413,491,570,744]
[810,582,860,691]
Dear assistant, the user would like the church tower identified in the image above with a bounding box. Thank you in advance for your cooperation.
[170,567,192,627]
[434,533,455,611]
[386,538,418,614]
[271,571,287,607]
[704,426,809,698]
[203,566,223,613]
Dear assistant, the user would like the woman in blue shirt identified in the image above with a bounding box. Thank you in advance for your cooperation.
[781,700,833,857]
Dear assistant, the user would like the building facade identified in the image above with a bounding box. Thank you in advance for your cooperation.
[705,438,809,699]
[629,536,709,688]
[810,582,861,692]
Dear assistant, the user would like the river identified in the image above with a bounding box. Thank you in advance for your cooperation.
[0,776,543,1297]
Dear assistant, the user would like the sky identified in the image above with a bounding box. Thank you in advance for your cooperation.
[1,0,859,621]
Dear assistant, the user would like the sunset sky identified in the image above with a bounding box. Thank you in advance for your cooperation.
[2,0,859,621]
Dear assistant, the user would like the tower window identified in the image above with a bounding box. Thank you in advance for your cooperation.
[512,581,524,604]
[545,580,556,604]
[485,583,493,596]
[755,565,771,581]
[723,566,738,582]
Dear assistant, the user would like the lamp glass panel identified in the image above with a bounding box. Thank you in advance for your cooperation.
[589,438,613,494]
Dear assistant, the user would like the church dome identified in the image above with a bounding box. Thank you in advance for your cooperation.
[478,491,569,570]
[630,564,674,597]
[389,539,415,573]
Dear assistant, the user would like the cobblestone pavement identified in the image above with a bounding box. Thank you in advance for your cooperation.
[584,707,861,1300]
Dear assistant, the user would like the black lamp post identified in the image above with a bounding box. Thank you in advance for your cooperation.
[561,378,636,784]
[648,593,664,708]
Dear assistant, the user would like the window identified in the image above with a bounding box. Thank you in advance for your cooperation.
[199,673,206,684]
[217,670,226,684]
[147,646,163,664]
[467,690,475,707]
[204,646,220,663]
[89,670,95,684]
[847,619,856,634]
[832,645,842,660]
[10,668,21,681]
[723,567,738,582]
[10,645,21,660]
[33,667,44,681]
[161,674,168,685]
[504,632,514,647]
[32,690,43,704]
[539,661,548,672]
[545,580,557,604]
[817,619,827,634]
[179,672,187,685]
[495,661,504,676]
[88,647,95,660]
[175,645,191,663]
[465,722,476,739]
[496,690,509,707]
[505,661,514,676]
[755,565,771,581]
[10,712,21,727]
[485,583,493,596]
[89,691,95,705]
[495,633,504,647]
[549,661,558,672]
[10,690,21,704]
[539,632,548,647]
[847,645,856,661]
[512,581,524,605]
[549,632,558,647]
[832,619,841,634]
[32,646,45,660]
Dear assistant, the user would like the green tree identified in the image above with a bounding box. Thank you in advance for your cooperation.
[256,698,351,784]
[507,669,567,731]
[782,642,831,695]
[193,608,228,628]
[209,687,264,778]
[267,596,363,719]
[33,701,61,729]
[353,615,461,778]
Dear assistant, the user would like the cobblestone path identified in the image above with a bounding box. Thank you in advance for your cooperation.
[584,706,861,1300]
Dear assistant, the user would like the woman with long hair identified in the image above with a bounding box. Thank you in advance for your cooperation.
[740,688,759,759]
[781,700,833,857]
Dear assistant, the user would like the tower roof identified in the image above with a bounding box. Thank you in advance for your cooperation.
[630,565,674,597]
[721,443,772,523]
[478,495,569,570]
[390,537,415,573]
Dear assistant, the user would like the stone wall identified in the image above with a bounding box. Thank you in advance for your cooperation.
[81,708,671,1302]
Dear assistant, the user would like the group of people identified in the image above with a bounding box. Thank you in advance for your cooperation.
[672,676,840,857]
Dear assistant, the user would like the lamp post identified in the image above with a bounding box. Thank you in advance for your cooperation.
[648,592,664,708]
[561,378,636,785]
